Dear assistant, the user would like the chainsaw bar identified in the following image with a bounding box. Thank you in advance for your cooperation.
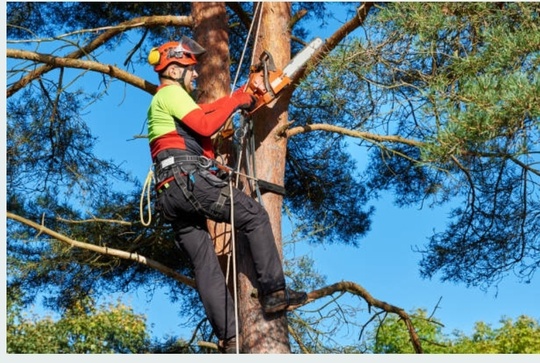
[282,37,323,80]
[245,37,324,114]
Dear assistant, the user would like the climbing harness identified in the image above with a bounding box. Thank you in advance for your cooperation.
[154,154,233,220]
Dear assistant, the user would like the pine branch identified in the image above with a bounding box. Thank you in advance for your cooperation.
[304,281,423,353]
[7,48,158,95]
[6,211,196,288]
[7,15,193,98]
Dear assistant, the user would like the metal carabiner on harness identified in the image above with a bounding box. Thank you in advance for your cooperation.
[197,156,213,170]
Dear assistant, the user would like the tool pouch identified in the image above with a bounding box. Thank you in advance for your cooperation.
[198,168,229,188]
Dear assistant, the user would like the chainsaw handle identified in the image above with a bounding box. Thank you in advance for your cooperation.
[243,49,293,115]
[262,59,275,99]
[251,50,277,72]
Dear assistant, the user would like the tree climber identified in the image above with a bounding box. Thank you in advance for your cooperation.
[146,36,307,353]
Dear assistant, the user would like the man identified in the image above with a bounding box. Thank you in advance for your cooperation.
[147,36,307,353]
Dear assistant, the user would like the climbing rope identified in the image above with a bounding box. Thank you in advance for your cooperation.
[231,2,263,93]
[227,180,240,354]
[139,167,154,227]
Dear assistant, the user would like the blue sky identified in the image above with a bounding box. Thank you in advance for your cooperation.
[4,1,539,354]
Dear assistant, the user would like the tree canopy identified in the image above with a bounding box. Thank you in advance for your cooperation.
[363,308,540,354]
[6,1,540,353]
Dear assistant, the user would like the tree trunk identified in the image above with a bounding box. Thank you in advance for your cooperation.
[237,2,292,353]
[193,2,292,353]
[192,2,230,103]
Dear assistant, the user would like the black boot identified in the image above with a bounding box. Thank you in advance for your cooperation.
[218,336,239,354]
[262,288,307,314]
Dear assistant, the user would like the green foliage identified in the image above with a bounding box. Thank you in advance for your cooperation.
[363,309,449,353]
[366,2,539,287]
[7,291,150,353]
[287,1,540,287]
[449,316,540,354]
[363,308,540,354]
[285,134,374,245]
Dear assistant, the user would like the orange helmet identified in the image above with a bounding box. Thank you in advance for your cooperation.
[148,36,206,73]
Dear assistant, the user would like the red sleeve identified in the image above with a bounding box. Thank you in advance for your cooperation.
[181,99,236,137]
[182,89,252,137]
[199,96,231,113]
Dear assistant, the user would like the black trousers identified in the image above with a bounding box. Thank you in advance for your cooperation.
[156,164,286,340]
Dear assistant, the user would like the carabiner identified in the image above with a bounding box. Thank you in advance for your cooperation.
[197,156,213,169]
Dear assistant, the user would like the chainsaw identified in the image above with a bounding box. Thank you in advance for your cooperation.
[244,37,323,114]
[216,38,323,195]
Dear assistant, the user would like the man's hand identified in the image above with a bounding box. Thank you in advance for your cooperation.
[233,88,258,112]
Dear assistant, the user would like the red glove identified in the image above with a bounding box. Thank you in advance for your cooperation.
[232,87,257,111]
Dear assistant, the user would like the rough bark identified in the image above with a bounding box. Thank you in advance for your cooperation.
[191,3,292,353]
[192,2,231,103]
[237,2,292,353]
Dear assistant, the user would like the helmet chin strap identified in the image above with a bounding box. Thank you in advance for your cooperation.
[161,65,192,91]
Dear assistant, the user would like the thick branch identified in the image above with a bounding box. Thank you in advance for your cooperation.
[306,281,423,354]
[282,122,424,148]
[7,48,158,95]
[6,212,195,288]
[292,2,374,84]
[283,123,540,180]
[7,15,192,98]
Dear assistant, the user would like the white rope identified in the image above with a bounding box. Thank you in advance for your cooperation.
[231,2,263,94]
[250,2,264,68]
[228,180,240,354]
[139,167,154,227]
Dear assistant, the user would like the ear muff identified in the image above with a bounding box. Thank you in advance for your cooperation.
[147,47,161,66]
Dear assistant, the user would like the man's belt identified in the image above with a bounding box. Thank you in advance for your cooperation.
[154,155,202,177]
[154,155,287,196]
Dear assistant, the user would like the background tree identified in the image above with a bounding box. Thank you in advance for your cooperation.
[6,2,539,353]
[362,308,540,354]
[7,287,149,354]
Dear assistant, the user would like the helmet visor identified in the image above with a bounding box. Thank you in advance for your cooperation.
[173,35,206,56]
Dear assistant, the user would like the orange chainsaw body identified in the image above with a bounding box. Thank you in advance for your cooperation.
[242,38,323,114]
[245,69,291,113]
